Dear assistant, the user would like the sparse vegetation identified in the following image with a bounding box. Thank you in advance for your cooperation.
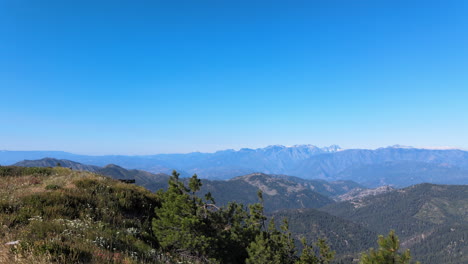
[0,166,160,263]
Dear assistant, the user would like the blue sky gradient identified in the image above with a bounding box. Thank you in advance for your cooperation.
[1,0,467,154]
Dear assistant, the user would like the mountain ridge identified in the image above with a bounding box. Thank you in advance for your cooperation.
[5,145,468,187]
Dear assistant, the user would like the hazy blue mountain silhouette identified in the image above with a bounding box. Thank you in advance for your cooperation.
[4,145,468,186]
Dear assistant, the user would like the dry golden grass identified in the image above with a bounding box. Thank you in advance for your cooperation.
[1,229,53,264]
[0,243,52,264]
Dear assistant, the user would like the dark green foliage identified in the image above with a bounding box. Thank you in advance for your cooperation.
[296,238,334,264]
[152,171,256,262]
[271,208,377,261]
[321,183,468,264]
[245,218,336,264]
[246,219,297,264]
[0,165,53,177]
[152,171,213,258]
[360,231,419,264]
[45,184,61,190]
[20,191,86,219]
[72,177,161,224]
[189,173,202,193]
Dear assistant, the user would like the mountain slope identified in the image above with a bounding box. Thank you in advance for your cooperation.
[335,186,395,201]
[200,173,336,212]
[265,174,363,197]
[271,208,378,262]
[320,183,468,264]
[97,164,170,191]
[14,157,100,172]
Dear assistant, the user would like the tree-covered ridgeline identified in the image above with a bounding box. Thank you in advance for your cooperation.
[321,183,468,263]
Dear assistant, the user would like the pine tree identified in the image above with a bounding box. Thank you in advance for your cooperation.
[359,230,420,264]
[297,237,335,264]
[152,171,212,258]
[246,217,296,264]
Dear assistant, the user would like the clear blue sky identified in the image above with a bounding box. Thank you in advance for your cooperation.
[1,0,467,154]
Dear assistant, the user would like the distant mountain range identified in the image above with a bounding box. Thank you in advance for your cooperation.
[4,144,468,187]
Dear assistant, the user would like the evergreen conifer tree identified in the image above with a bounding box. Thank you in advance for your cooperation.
[360,230,420,264]
[152,171,212,258]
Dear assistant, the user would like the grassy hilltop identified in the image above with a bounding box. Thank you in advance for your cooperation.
[0,166,160,263]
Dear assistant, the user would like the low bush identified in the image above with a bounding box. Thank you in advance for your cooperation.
[0,166,53,177]
[45,184,61,190]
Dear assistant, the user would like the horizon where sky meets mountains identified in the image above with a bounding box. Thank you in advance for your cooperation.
[1,0,467,155]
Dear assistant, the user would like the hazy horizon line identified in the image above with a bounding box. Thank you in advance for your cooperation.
[1,144,466,156]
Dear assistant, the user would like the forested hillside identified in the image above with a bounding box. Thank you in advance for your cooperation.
[270,209,378,262]
[320,184,468,263]
[200,173,336,212]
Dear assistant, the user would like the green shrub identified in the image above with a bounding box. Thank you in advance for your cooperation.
[25,220,65,240]
[0,166,23,177]
[45,184,61,190]
[0,166,53,177]
[74,178,100,189]
[8,207,33,226]
[23,167,53,176]
[0,200,17,214]
[20,192,86,219]
[34,241,93,263]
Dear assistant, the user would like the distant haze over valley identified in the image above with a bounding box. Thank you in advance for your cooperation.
[3,144,468,187]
